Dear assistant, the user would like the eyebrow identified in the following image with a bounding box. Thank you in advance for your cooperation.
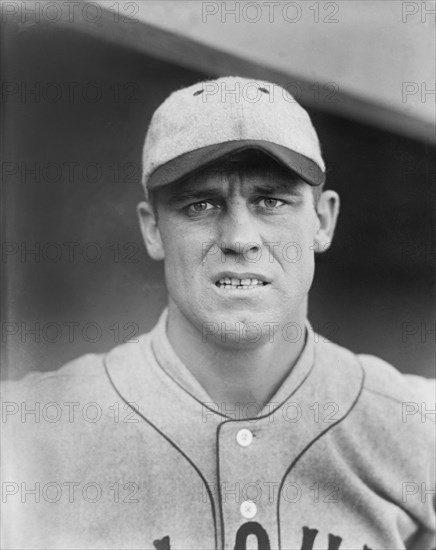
[163,176,305,205]
[166,188,224,205]
[251,181,305,195]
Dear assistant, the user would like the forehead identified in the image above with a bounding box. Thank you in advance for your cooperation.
[155,162,306,203]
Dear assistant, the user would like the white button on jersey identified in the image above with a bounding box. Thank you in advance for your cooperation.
[240,500,257,519]
[236,428,253,447]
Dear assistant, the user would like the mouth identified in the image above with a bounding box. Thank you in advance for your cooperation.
[214,274,271,291]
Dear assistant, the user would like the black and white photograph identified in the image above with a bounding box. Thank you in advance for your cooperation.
[1,1,435,548]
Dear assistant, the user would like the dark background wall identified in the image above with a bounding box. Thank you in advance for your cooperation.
[2,22,434,380]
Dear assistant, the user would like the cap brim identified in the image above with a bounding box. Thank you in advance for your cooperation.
[147,140,325,191]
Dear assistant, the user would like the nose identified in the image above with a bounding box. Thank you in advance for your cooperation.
[218,203,261,261]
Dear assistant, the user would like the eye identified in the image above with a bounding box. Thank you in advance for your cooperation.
[258,198,285,209]
[187,201,215,214]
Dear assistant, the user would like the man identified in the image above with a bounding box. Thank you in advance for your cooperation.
[2,76,435,549]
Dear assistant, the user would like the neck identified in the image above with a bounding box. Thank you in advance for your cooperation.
[166,301,307,419]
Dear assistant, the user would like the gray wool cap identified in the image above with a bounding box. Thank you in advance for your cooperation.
[141,76,326,196]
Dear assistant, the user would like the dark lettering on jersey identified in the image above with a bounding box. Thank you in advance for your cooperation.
[301,526,319,549]
[153,535,171,550]
[152,526,373,550]
[301,526,372,550]
[234,521,271,549]
[328,533,343,550]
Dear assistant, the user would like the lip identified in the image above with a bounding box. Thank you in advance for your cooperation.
[213,271,272,284]
[212,280,271,296]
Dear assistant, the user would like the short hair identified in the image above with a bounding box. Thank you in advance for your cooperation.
[148,149,325,218]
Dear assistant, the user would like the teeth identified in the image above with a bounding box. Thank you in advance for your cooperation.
[217,277,266,288]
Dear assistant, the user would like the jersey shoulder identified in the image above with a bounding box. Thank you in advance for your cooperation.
[2,352,105,401]
[314,330,435,407]
[1,332,154,401]
[357,352,435,408]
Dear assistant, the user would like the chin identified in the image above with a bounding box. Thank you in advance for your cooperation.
[203,326,272,349]
[199,307,275,346]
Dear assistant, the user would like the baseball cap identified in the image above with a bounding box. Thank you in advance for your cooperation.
[141,76,326,196]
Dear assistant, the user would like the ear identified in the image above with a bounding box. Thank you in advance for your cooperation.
[137,201,165,261]
[313,190,340,253]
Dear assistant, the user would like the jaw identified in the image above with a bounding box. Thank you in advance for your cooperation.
[166,270,310,337]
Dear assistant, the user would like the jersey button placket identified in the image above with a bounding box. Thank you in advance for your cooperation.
[236,428,253,447]
[218,422,263,547]
[236,429,256,520]
[240,500,257,519]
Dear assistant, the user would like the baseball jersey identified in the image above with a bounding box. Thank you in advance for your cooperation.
[1,307,435,549]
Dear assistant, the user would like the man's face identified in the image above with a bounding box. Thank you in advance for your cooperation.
[139,165,338,346]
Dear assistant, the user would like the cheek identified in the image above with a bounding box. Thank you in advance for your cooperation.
[160,222,205,286]
[276,216,316,255]
[275,216,317,282]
